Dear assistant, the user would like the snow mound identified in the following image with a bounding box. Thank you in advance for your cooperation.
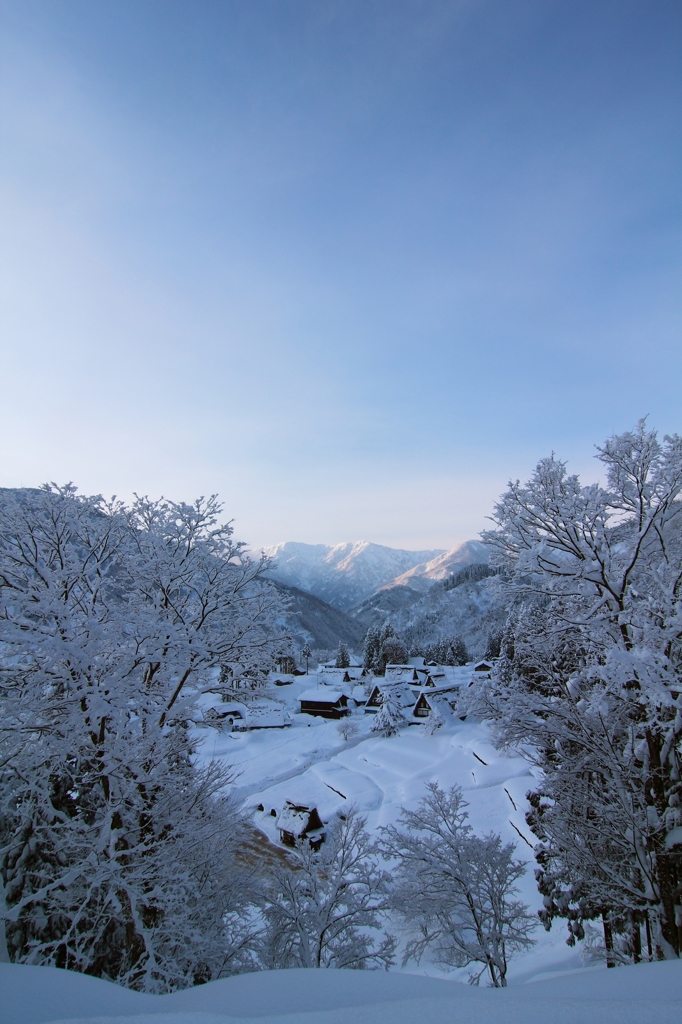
[2,960,681,1024]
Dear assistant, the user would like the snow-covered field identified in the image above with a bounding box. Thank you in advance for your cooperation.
[4,959,681,1024]
[200,668,579,984]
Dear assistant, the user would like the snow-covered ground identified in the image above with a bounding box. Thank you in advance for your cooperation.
[4,958,681,1024]
[4,665,678,1024]
[200,668,580,984]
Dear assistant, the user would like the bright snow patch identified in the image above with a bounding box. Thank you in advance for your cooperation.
[2,959,681,1024]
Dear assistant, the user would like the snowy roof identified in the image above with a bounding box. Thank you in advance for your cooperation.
[276,803,316,836]
[299,689,345,703]
[372,683,417,709]
[214,702,248,716]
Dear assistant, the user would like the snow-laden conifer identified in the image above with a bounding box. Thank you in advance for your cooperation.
[370,690,403,737]
[335,642,350,668]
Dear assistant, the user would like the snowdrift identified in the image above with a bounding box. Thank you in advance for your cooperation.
[3,960,681,1024]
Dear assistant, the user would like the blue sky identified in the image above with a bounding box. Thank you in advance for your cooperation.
[2,1,681,549]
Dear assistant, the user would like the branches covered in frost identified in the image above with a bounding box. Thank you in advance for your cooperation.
[0,485,287,987]
[382,783,536,986]
[472,422,682,960]
[259,808,395,970]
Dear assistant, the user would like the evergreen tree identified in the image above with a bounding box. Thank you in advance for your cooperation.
[484,630,503,661]
[362,627,380,673]
[301,641,312,674]
[451,636,469,666]
[370,690,403,737]
[335,641,350,668]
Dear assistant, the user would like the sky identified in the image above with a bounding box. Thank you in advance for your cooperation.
[1,1,681,551]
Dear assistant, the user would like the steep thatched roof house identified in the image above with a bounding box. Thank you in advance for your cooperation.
[384,664,420,683]
[276,801,325,849]
[364,682,417,716]
[410,690,457,723]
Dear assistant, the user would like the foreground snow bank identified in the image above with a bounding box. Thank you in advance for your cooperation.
[3,961,681,1024]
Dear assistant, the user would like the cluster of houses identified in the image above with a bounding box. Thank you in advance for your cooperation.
[201,654,494,733]
[295,656,494,726]
[216,654,496,853]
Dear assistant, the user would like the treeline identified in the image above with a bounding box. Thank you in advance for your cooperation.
[443,563,500,591]
[362,624,469,674]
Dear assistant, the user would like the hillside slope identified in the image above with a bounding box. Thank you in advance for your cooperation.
[352,573,509,660]
[274,582,366,650]
[386,539,489,592]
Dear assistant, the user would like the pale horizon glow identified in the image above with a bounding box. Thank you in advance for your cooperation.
[2,2,681,549]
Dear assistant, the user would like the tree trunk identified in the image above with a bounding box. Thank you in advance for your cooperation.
[631,915,641,963]
[603,914,616,968]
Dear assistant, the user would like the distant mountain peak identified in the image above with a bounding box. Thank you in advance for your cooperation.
[262,540,484,612]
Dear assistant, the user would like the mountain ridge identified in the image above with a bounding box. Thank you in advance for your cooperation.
[262,539,488,612]
[262,540,445,611]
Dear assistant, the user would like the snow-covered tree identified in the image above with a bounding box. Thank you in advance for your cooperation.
[474,422,682,960]
[484,630,503,661]
[422,704,444,736]
[301,642,312,674]
[259,808,395,970]
[337,718,359,743]
[382,783,536,986]
[381,635,408,668]
[363,624,408,676]
[362,627,380,672]
[451,636,469,666]
[370,690,403,737]
[0,485,286,986]
[335,642,350,668]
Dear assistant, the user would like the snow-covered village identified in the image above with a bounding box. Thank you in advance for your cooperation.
[2,4,682,1024]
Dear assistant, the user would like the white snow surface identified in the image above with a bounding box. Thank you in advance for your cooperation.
[198,667,589,984]
[8,667,677,1024]
[3,959,681,1024]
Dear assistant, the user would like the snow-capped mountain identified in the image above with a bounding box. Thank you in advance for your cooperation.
[262,541,445,611]
[261,540,488,612]
[386,539,489,593]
